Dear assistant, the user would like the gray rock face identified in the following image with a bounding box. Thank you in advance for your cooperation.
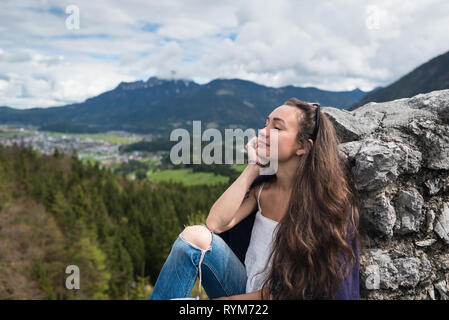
[434,203,449,244]
[351,139,421,191]
[406,119,449,170]
[424,176,449,195]
[361,192,396,237]
[395,188,424,234]
[325,89,449,299]
[407,89,449,125]
[361,249,432,290]
[415,238,437,247]
[322,108,384,143]
[434,281,448,300]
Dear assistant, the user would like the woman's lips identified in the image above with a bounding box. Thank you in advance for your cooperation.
[257,140,270,147]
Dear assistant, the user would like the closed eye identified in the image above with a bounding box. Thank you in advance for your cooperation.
[265,120,281,130]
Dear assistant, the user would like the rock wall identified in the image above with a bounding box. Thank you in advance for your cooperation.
[324,89,449,300]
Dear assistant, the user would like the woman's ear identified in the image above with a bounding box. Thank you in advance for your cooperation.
[296,147,305,156]
[296,139,313,156]
[308,139,314,148]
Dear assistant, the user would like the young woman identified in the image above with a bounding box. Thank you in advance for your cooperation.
[148,98,360,300]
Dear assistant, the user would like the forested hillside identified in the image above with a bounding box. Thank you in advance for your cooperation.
[0,144,227,299]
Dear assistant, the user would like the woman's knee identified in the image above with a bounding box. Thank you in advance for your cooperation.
[180,225,212,251]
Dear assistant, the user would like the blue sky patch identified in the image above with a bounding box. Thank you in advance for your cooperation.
[141,22,162,33]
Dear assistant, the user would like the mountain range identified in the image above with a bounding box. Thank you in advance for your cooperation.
[0,77,367,134]
[3,48,448,134]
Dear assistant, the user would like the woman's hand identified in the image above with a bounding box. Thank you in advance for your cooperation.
[245,136,269,168]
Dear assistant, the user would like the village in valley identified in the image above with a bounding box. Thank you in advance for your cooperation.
[0,124,161,169]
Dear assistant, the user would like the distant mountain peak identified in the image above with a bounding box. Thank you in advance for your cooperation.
[146,76,196,87]
[146,76,164,86]
[116,76,197,91]
[117,80,145,90]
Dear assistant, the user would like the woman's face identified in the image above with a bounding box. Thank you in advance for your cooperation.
[257,105,307,162]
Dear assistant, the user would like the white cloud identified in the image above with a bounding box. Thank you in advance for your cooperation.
[0,0,448,108]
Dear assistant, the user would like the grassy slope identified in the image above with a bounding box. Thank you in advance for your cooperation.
[147,168,229,186]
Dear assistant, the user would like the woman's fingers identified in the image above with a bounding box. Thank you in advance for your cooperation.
[245,136,270,167]
[246,136,258,164]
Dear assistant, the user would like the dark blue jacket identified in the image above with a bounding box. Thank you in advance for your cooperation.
[216,174,359,300]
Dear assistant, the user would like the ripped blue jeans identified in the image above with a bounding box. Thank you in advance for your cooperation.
[148,224,248,300]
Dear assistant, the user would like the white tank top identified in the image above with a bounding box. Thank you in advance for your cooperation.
[244,182,279,293]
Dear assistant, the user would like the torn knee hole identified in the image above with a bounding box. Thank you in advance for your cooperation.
[180,225,212,250]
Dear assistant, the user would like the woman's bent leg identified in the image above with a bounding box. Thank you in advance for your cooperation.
[199,232,247,299]
[148,225,247,300]
[148,235,203,300]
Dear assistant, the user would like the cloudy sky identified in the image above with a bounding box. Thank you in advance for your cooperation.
[1,0,448,109]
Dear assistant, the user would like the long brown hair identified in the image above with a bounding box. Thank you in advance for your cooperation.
[260,97,361,299]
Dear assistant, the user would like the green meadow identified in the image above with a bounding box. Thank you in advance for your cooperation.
[80,156,99,166]
[146,168,230,186]
[0,130,34,137]
[232,163,247,173]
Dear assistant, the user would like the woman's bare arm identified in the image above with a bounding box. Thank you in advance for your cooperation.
[206,164,260,233]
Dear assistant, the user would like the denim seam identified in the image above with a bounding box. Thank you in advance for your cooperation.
[178,230,213,297]
[177,235,201,297]
[197,250,207,296]
[178,233,231,297]
[185,272,196,298]
[202,261,231,297]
